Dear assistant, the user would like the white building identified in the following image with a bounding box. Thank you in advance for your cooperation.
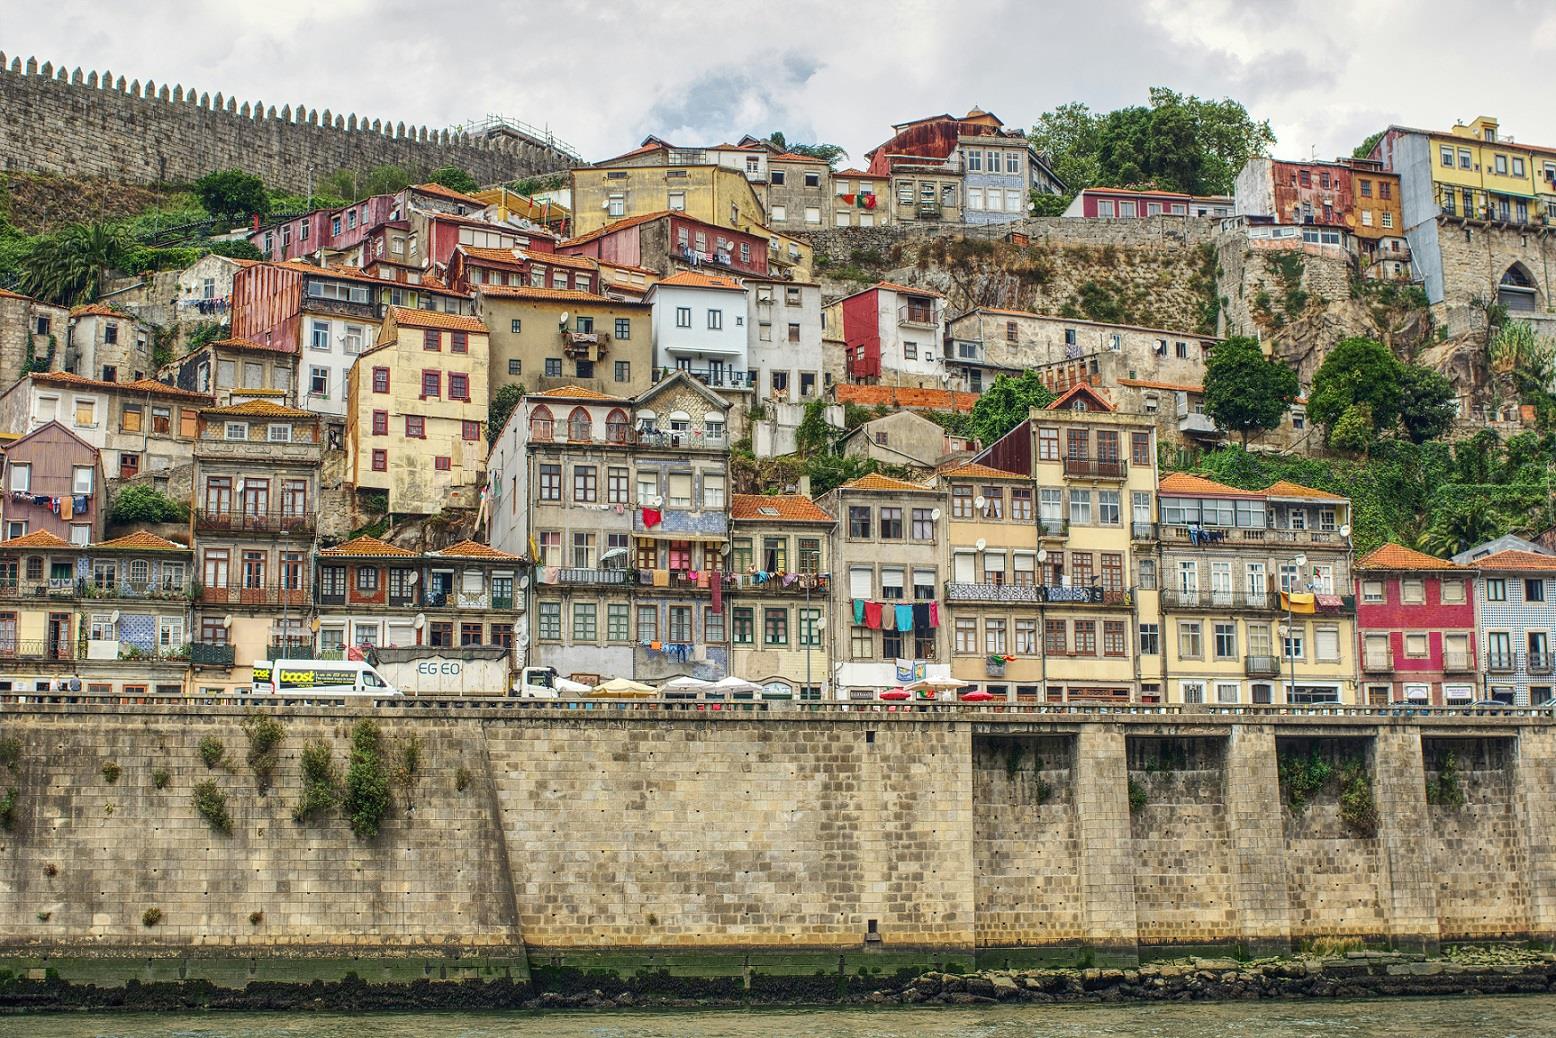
[745,278,824,400]
[647,270,751,391]
[833,281,948,389]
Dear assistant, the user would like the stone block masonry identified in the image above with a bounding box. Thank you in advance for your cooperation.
[0,56,577,191]
[0,704,1553,971]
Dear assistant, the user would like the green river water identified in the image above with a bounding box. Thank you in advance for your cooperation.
[0,996,1550,1037]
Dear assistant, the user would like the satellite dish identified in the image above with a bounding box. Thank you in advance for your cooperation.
[973,495,987,509]
[1340,524,1352,538]
[654,495,664,507]
[1278,624,1291,639]
[1036,549,1048,563]
[518,574,531,590]
[559,311,571,325]
[222,614,233,629]
[974,538,988,551]
[930,508,942,520]
[406,570,419,584]
[109,610,120,624]
[414,613,427,630]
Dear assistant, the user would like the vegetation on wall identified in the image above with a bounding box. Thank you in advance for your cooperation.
[1307,336,1457,450]
[1426,750,1467,810]
[192,779,233,835]
[241,714,285,794]
[343,719,392,839]
[1201,336,1299,446]
[110,484,187,524]
[1277,746,1377,837]
[294,739,339,824]
[969,371,1057,446]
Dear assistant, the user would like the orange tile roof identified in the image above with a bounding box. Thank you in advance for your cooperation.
[0,530,74,549]
[461,245,529,268]
[1357,543,1464,571]
[1471,549,1556,572]
[428,539,522,561]
[0,288,40,302]
[522,249,598,271]
[655,270,745,291]
[873,280,943,298]
[478,285,643,306]
[1158,472,1264,498]
[730,494,834,523]
[69,302,128,319]
[530,385,627,401]
[1263,479,1346,502]
[834,383,980,412]
[387,307,488,333]
[1047,383,1114,411]
[939,462,1026,480]
[272,259,386,285]
[832,168,890,179]
[208,337,294,354]
[1119,377,1204,393]
[26,370,212,401]
[838,473,934,493]
[410,181,488,206]
[560,210,678,248]
[319,535,418,558]
[202,399,315,418]
[93,531,188,552]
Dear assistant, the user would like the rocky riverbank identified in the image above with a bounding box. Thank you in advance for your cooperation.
[1,947,1554,1012]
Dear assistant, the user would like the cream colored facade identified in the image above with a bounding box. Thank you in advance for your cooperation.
[728,495,834,697]
[1156,473,1357,705]
[571,165,769,238]
[475,287,652,399]
[346,308,490,515]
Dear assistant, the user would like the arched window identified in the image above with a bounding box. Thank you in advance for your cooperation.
[605,408,629,444]
[529,405,554,441]
[129,559,149,584]
[1498,264,1538,312]
[567,407,592,441]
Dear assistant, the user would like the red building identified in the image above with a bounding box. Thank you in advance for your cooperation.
[560,211,771,278]
[1355,543,1479,706]
[1060,187,1232,218]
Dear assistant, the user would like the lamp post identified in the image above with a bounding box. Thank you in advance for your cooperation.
[1037,548,1049,700]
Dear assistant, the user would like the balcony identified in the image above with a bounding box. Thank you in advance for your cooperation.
[653,366,753,391]
[1160,525,1347,548]
[1039,585,1131,607]
[1245,655,1281,677]
[636,429,729,451]
[0,639,76,662]
[301,295,381,321]
[1160,589,1278,612]
[1131,522,1156,541]
[897,303,940,328]
[553,567,634,587]
[72,579,194,602]
[1443,652,1475,673]
[199,584,310,608]
[1039,520,1067,538]
[189,643,236,667]
[1488,652,1517,673]
[1530,652,1554,674]
[196,509,316,535]
[1363,653,1393,673]
[1177,412,1222,439]
[945,581,1044,604]
[1062,457,1126,480]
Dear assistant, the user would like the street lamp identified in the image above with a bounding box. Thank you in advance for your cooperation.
[1037,549,1049,700]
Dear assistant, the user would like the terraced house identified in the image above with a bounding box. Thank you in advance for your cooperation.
[1355,543,1478,707]
[978,385,1158,703]
[1155,473,1356,705]
[727,494,833,700]
[1466,548,1556,706]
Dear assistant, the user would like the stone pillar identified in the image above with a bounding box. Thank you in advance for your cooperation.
[1513,727,1556,940]
[1072,727,1138,962]
[1373,727,1440,953]
[1224,725,1293,955]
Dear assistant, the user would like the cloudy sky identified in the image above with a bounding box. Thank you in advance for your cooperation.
[3,0,1554,166]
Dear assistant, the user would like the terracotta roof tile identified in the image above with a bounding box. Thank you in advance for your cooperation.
[654,270,744,291]
[1262,479,1347,502]
[1357,543,1464,571]
[832,168,890,179]
[522,249,598,271]
[272,259,386,285]
[1047,383,1114,411]
[92,531,189,552]
[0,530,74,549]
[530,385,627,401]
[833,384,979,412]
[428,539,522,561]
[387,307,487,333]
[873,280,943,298]
[1119,377,1204,393]
[69,302,128,319]
[730,494,834,523]
[1158,472,1264,498]
[478,285,642,305]
[559,210,678,248]
[202,399,315,418]
[319,535,419,558]
[0,288,40,302]
[410,181,488,206]
[1470,549,1556,572]
[208,336,294,354]
[838,473,934,493]
[25,371,212,401]
[460,246,529,268]
[939,462,1026,480]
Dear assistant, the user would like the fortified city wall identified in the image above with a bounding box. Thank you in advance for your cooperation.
[0,701,1552,983]
[0,54,577,192]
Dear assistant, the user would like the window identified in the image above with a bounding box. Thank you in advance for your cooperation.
[668,606,692,643]
[848,506,871,538]
[1038,427,1059,461]
[1044,619,1066,654]
[1487,578,1507,602]
[121,404,143,432]
[675,306,692,328]
[537,602,561,640]
[356,566,380,592]
[1459,148,1472,170]
[1362,579,1385,604]
[804,170,821,187]
[1131,432,1151,466]
[404,415,425,439]
[419,370,441,400]
[1178,621,1203,659]
[571,602,597,642]
[703,473,726,509]
[985,619,1007,654]
[764,608,789,646]
[538,463,561,501]
[667,472,693,508]
[879,507,903,539]
[1098,490,1120,526]
[1441,579,1466,604]
[911,508,935,541]
[371,449,387,471]
[7,463,29,494]
[1402,578,1425,604]
[706,309,723,330]
[370,366,390,394]
[1069,489,1091,526]
[1010,488,1032,521]
[573,465,598,502]
[1214,622,1237,659]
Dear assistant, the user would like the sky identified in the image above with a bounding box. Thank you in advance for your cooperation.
[3,0,1556,168]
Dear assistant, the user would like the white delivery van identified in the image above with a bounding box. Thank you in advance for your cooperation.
[250,660,401,697]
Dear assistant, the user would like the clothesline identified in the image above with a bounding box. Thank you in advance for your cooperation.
[852,599,940,633]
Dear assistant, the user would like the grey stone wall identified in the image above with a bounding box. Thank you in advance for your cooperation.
[0,55,577,191]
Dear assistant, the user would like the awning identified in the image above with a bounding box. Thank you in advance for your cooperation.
[1404,688,1430,702]
[1315,593,1344,610]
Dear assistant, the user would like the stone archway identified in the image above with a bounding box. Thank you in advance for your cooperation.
[1497,263,1539,312]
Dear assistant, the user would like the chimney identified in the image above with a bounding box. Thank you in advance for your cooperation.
[797,474,812,498]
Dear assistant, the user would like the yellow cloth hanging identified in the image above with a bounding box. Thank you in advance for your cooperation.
[1280,591,1316,614]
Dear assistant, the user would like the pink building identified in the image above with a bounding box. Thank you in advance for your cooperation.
[1355,543,1479,706]
[1061,187,1232,219]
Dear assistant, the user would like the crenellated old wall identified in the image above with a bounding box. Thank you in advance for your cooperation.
[0,703,1550,975]
[0,54,577,190]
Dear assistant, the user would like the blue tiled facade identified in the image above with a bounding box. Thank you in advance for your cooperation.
[1476,571,1556,705]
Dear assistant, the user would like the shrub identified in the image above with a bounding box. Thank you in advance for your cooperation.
[199,736,226,770]
[101,761,121,784]
[293,740,339,824]
[192,780,232,835]
[151,767,170,790]
[1127,777,1148,814]
[0,789,16,832]
[111,484,187,524]
[454,766,473,794]
[343,720,391,839]
[0,736,21,770]
[1339,762,1378,837]
[394,734,423,794]
[249,911,264,926]
[241,713,285,793]
[141,907,163,928]
[1426,751,1467,809]
[1278,749,1335,812]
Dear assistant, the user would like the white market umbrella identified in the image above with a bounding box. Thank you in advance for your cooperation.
[659,676,716,694]
[591,677,657,697]
[554,676,592,694]
[711,676,762,695]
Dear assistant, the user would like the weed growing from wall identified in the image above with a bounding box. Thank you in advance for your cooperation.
[241,714,285,794]
[192,780,232,835]
[343,720,390,839]
[198,736,226,770]
[293,740,338,824]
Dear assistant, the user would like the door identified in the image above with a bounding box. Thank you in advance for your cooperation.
[1210,561,1233,607]
[1245,562,1268,608]
[204,477,232,522]
[46,612,71,660]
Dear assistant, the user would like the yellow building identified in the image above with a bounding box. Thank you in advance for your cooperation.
[474,286,653,399]
[974,385,1161,703]
[1156,473,1357,705]
[727,494,834,699]
[346,307,490,515]
[1417,116,1541,222]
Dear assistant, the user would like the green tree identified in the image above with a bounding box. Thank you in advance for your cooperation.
[19,222,133,305]
[428,165,478,194]
[766,132,847,168]
[1028,101,1103,199]
[194,169,271,225]
[1418,497,1501,557]
[361,164,413,197]
[1353,130,1385,159]
[111,484,187,524]
[1398,365,1458,444]
[1029,192,1069,216]
[343,719,391,840]
[970,372,1057,446]
[487,384,524,444]
[1329,403,1377,456]
[1202,336,1299,446]
[1308,336,1406,434]
[793,397,833,457]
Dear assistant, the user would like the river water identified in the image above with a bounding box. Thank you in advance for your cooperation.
[1,996,1552,1038]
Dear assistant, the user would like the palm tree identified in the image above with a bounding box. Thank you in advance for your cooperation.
[1416,498,1501,558]
[19,222,133,305]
